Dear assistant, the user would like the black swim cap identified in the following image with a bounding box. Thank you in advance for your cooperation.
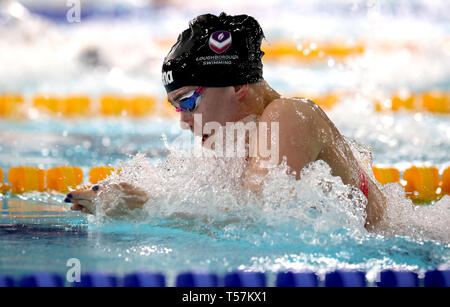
[162,12,265,93]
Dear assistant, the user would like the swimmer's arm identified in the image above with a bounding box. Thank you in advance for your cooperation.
[67,182,149,216]
[242,98,322,193]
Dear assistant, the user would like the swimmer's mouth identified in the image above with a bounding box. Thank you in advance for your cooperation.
[202,134,210,145]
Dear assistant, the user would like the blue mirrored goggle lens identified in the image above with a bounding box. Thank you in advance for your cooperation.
[175,91,201,112]
[180,95,197,111]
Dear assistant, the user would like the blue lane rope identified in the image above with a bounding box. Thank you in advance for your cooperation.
[1,269,449,287]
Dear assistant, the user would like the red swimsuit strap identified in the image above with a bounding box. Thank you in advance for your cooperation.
[246,155,369,199]
[359,167,369,199]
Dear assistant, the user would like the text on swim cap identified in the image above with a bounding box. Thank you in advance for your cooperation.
[162,71,174,86]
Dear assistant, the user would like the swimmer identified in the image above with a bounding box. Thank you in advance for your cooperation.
[67,13,386,230]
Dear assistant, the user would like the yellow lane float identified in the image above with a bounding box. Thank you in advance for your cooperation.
[89,166,121,184]
[403,166,440,203]
[0,94,24,117]
[33,95,91,116]
[46,166,83,193]
[391,92,416,111]
[1,165,449,203]
[2,89,449,119]
[127,96,157,117]
[62,95,91,116]
[441,167,450,196]
[372,166,400,185]
[375,90,450,114]
[422,91,450,114]
[294,91,344,110]
[371,165,449,202]
[100,95,156,117]
[7,166,45,194]
[0,168,10,192]
[99,95,127,116]
[261,39,365,62]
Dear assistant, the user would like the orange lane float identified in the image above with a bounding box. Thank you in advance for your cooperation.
[324,41,365,58]
[441,167,450,196]
[309,92,342,110]
[33,95,60,113]
[1,164,450,203]
[294,92,343,110]
[422,91,450,114]
[89,166,121,184]
[99,95,127,116]
[1,90,448,119]
[127,96,157,117]
[62,95,91,116]
[374,91,416,112]
[261,39,365,62]
[46,166,83,193]
[391,92,416,111]
[375,90,450,114]
[100,95,157,117]
[0,168,9,193]
[33,95,91,116]
[0,94,24,117]
[7,166,45,194]
[372,166,400,185]
[371,165,449,202]
[403,166,440,203]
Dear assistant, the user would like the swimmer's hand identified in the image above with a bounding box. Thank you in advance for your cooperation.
[65,183,149,216]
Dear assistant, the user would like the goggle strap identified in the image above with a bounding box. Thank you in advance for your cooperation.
[197,86,205,95]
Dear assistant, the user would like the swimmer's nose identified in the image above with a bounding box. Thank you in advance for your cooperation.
[180,112,193,130]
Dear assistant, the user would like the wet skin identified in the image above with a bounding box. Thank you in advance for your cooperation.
[67,81,386,230]
[67,182,149,216]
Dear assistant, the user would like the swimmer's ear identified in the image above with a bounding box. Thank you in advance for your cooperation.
[233,84,249,101]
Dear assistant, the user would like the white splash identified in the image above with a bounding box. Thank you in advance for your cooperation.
[92,145,450,245]
[93,150,363,245]
[377,184,450,243]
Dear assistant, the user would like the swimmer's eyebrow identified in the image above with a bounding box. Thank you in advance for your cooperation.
[167,91,188,102]
[169,89,190,104]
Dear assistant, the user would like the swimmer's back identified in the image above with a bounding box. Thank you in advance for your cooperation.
[263,97,386,229]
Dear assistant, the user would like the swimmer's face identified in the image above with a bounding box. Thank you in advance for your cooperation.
[168,86,242,144]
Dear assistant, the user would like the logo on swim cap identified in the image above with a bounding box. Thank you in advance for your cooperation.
[162,70,173,86]
[209,30,232,54]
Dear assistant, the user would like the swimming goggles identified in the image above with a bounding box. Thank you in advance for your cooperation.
[171,86,205,112]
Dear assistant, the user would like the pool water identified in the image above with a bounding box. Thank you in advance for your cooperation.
[1,0,450,284]
[1,196,448,284]
[1,115,448,284]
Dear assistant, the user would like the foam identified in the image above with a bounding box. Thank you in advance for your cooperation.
[90,143,450,246]
[93,150,358,244]
[377,184,450,243]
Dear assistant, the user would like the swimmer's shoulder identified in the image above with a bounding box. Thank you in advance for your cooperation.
[260,96,318,123]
